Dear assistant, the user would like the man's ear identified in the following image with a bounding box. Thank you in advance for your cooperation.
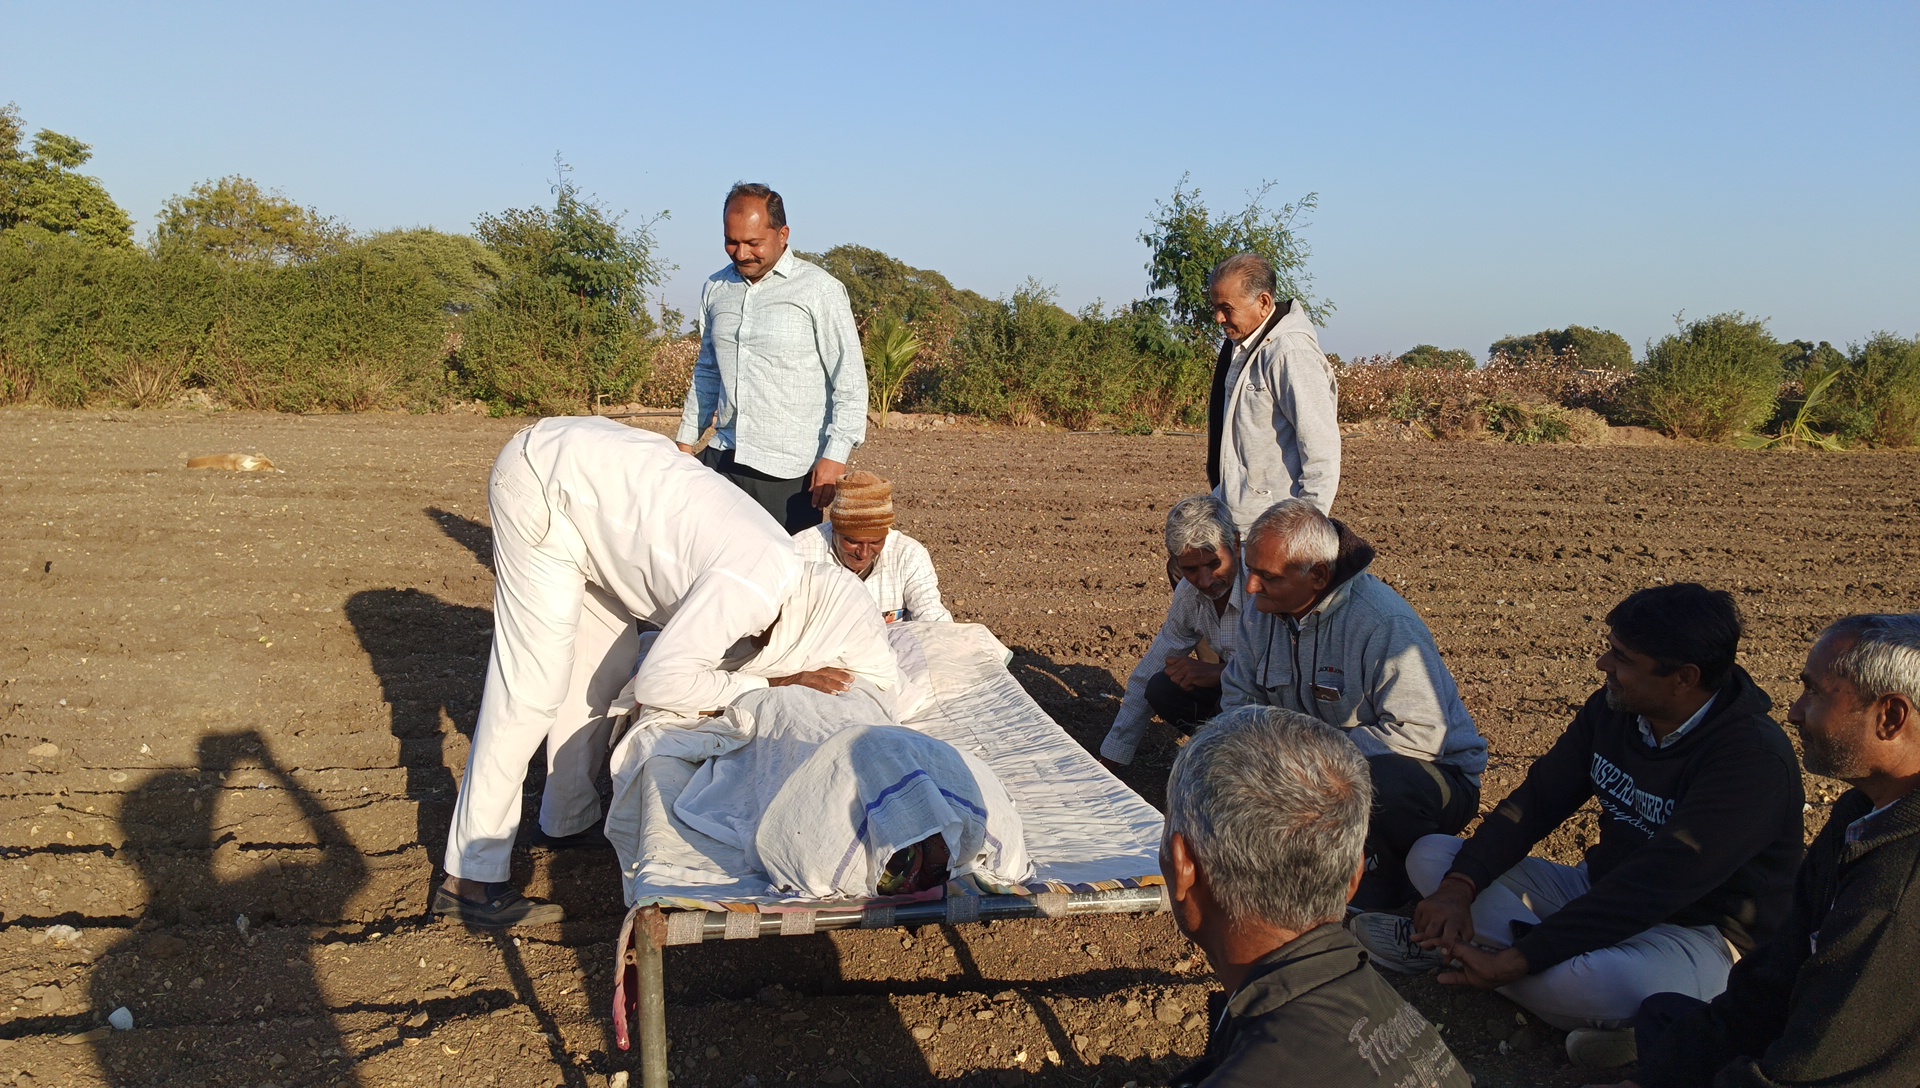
[1347,856,1366,904]
[1672,662,1703,694]
[1166,832,1200,903]
[1875,693,1914,742]
[1310,561,1334,592]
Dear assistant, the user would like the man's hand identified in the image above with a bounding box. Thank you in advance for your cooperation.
[1162,656,1224,691]
[1436,943,1528,991]
[769,667,854,695]
[1411,874,1478,947]
[676,442,697,455]
[810,458,848,509]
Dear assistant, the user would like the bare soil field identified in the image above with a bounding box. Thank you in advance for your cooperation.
[1,409,1916,1088]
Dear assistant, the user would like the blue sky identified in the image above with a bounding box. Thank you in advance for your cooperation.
[6,2,1915,358]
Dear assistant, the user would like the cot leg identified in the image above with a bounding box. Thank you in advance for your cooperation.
[636,908,669,1088]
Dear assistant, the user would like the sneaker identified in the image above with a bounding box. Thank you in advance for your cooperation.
[1346,912,1446,974]
[1565,1027,1637,1070]
[431,883,565,928]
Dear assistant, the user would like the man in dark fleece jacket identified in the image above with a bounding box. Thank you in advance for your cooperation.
[1163,705,1469,1088]
[1619,612,1920,1088]
[1349,584,1804,1069]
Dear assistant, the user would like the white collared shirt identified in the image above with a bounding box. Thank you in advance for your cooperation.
[1638,690,1719,749]
[792,525,952,624]
[677,248,868,479]
[1101,580,1242,764]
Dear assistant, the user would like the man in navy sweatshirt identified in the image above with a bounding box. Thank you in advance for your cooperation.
[1347,584,1804,1070]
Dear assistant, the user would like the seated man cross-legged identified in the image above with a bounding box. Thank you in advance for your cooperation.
[792,470,952,624]
[1350,583,1806,1071]
[1625,613,1920,1088]
[1222,498,1489,908]
[1101,495,1243,767]
[1163,705,1469,1088]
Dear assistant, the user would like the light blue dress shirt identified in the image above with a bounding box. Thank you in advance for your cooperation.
[677,248,867,479]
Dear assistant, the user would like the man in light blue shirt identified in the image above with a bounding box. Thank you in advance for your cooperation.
[677,183,867,530]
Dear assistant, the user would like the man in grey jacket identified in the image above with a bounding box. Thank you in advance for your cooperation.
[1206,253,1341,532]
[1223,499,1488,908]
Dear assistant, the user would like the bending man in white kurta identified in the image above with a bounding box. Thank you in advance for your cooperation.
[437,416,805,928]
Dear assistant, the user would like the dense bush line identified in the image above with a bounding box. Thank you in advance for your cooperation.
[3,105,1914,443]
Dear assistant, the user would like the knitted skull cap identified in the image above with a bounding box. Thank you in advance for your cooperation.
[831,471,894,534]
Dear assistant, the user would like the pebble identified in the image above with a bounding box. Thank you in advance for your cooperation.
[779,1010,808,1023]
[911,1025,935,1041]
[820,1067,852,1085]
[405,1012,429,1029]
[108,1007,135,1031]
[608,1074,629,1088]
[27,743,59,759]
[1154,1000,1184,1025]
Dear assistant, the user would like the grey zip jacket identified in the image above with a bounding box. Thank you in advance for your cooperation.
[1212,300,1341,532]
[1222,523,1488,780]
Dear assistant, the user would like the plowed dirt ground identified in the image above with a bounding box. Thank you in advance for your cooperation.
[2,409,1916,1088]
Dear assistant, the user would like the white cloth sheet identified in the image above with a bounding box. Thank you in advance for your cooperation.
[608,621,1166,906]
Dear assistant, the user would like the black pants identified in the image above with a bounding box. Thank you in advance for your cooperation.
[699,447,822,533]
[1145,672,1222,735]
[1632,992,1713,1087]
[1355,752,1480,910]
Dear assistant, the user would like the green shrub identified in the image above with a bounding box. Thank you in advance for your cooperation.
[937,285,1206,430]
[1484,399,1573,443]
[1397,344,1476,370]
[1631,313,1782,440]
[1822,333,1920,447]
[1489,326,1633,371]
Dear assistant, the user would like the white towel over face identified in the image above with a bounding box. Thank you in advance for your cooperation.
[755,723,1034,899]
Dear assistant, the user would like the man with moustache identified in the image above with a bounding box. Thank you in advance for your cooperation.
[1348,583,1806,1071]
[677,182,867,531]
[1206,252,1341,533]
[1101,495,1246,768]
[1221,498,1488,908]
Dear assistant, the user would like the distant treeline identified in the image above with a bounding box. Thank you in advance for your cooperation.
[3,104,1915,445]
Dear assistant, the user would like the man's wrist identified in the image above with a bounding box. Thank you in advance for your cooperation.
[1439,872,1478,897]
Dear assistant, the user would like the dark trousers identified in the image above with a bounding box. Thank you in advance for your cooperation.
[699,447,822,533]
[1355,752,1480,910]
[1633,992,1713,1088]
[1145,672,1222,735]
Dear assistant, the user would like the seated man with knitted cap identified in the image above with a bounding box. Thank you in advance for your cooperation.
[793,470,953,624]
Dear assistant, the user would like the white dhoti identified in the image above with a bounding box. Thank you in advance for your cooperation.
[444,419,798,883]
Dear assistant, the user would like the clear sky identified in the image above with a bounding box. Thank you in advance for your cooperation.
[6,2,1915,359]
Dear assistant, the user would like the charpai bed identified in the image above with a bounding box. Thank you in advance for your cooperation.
[605,621,1170,1087]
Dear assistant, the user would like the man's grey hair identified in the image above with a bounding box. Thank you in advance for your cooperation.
[725,181,786,230]
[1166,705,1372,931]
[1164,495,1236,558]
[1208,252,1278,300]
[1245,498,1339,566]
[1822,613,1920,705]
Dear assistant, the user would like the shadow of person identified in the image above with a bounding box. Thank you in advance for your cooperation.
[426,506,492,570]
[344,587,492,866]
[91,729,370,1086]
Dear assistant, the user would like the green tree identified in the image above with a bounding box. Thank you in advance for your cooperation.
[802,244,993,334]
[154,176,349,264]
[1488,326,1633,370]
[1632,313,1782,441]
[0,103,133,247]
[1396,344,1477,370]
[1140,175,1330,346]
[463,160,669,412]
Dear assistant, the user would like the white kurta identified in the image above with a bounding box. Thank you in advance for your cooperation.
[792,524,953,623]
[446,416,801,882]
